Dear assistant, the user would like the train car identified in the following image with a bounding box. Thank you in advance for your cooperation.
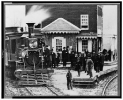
[5,23,54,86]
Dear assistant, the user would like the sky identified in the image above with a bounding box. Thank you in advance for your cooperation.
[5,4,118,35]
[103,5,117,35]
[5,5,25,27]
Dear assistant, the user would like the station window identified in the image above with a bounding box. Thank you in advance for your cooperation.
[56,39,62,52]
[80,14,89,30]
[82,40,88,51]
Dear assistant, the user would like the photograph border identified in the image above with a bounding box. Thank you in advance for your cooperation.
[1,1,122,98]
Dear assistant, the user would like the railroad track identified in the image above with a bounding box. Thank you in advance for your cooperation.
[5,86,17,97]
[17,86,64,96]
[102,74,118,96]
[18,87,34,96]
[46,85,65,96]
[23,85,65,96]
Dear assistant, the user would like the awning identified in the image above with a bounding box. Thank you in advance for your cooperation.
[42,31,79,34]
[76,36,97,39]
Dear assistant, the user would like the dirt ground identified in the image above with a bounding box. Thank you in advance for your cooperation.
[51,69,100,96]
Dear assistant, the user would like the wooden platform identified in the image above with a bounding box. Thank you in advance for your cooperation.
[72,66,117,86]
[72,78,95,86]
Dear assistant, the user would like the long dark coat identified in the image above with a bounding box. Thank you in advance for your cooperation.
[51,52,56,62]
[62,50,67,61]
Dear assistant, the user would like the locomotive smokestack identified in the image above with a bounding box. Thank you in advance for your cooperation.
[26,23,35,38]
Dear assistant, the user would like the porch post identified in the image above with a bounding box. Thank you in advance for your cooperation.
[77,38,78,53]
[78,39,82,52]
[96,38,98,53]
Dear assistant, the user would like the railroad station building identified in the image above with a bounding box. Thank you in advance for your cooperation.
[26,4,103,53]
[5,4,103,63]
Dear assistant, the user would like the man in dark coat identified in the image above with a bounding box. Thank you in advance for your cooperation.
[62,47,67,67]
[51,49,56,68]
[55,49,60,67]
[66,69,72,90]
[66,46,70,62]
[100,52,105,71]
[70,50,75,68]
[95,53,100,73]
[44,45,51,68]
[81,53,86,73]
[76,53,81,77]
[108,49,111,61]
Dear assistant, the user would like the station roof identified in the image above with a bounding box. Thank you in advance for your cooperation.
[41,18,80,34]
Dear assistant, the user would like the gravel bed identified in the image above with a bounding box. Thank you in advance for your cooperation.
[5,81,20,97]
[26,86,56,96]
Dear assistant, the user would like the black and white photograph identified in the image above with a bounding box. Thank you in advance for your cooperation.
[2,1,121,98]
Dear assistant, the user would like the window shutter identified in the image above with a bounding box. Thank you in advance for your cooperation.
[88,40,92,52]
[52,38,56,52]
[62,38,66,50]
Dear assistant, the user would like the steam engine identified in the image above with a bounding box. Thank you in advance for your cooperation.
[14,23,54,85]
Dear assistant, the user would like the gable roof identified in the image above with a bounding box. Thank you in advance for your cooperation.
[41,18,80,34]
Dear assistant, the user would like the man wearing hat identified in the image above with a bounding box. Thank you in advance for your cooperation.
[44,45,51,68]
[66,69,73,90]
[96,52,101,72]
[86,53,94,78]
[62,47,67,67]
[99,51,105,71]
[91,52,96,72]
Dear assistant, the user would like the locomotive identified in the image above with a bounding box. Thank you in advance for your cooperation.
[14,23,54,85]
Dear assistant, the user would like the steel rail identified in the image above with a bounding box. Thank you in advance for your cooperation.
[46,86,59,96]
[46,85,65,96]
[24,87,34,96]
[102,74,118,96]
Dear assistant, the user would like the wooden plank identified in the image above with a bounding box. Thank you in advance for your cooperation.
[73,83,94,85]
[22,74,49,77]
[15,69,54,74]
[20,77,49,81]
[72,78,94,82]
[15,69,54,78]
[18,80,50,85]
[73,81,94,82]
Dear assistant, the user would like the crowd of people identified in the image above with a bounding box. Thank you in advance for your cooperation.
[43,45,60,68]
[65,49,105,90]
[43,45,105,90]
[69,49,104,78]
[43,46,105,76]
